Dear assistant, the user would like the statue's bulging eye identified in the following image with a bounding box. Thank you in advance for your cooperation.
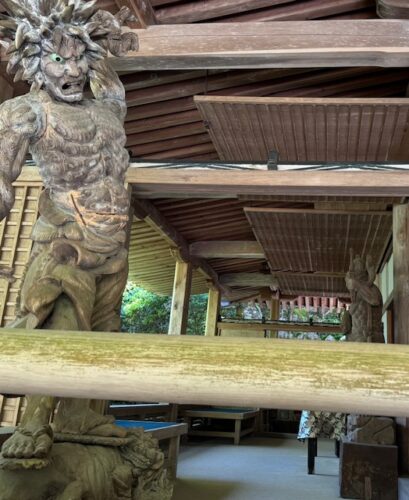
[50,53,64,64]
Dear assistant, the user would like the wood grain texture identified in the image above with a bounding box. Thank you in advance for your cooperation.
[110,21,409,71]
[195,96,409,162]
[114,0,157,28]
[129,168,409,198]
[205,288,220,336]
[0,328,409,416]
[168,261,192,335]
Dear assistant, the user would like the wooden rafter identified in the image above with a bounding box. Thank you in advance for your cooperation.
[190,241,265,259]
[132,198,231,296]
[108,20,409,71]
[220,272,278,288]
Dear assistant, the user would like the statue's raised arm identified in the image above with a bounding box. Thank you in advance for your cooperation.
[0,96,42,221]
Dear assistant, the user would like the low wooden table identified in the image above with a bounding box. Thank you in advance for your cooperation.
[116,420,187,479]
[182,407,259,445]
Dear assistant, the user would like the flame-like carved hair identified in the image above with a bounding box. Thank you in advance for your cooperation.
[0,0,137,89]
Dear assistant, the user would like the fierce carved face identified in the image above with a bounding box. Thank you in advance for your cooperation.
[40,32,89,103]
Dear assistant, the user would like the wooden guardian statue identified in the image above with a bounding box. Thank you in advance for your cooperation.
[342,251,384,343]
[0,1,172,498]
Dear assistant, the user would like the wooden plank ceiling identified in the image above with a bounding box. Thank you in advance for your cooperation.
[245,207,392,297]
[195,96,409,162]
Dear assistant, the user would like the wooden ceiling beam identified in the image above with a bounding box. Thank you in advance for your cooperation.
[114,0,157,29]
[156,0,294,24]
[190,241,265,259]
[132,198,232,296]
[129,168,409,198]
[109,20,409,71]
[220,272,279,289]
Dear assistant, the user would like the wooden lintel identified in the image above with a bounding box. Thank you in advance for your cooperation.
[129,168,409,198]
[114,0,157,28]
[1,328,409,416]
[218,321,342,334]
[190,240,265,259]
[220,272,278,289]
[107,21,409,71]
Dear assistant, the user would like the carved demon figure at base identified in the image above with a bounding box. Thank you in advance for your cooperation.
[0,1,172,498]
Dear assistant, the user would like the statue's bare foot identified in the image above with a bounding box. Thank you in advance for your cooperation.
[1,425,53,459]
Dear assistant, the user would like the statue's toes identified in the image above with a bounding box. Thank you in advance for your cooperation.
[20,440,35,458]
[34,434,52,458]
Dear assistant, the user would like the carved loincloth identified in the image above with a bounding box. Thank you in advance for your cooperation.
[12,190,128,332]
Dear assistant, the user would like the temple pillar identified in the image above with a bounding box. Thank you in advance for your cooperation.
[393,203,409,472]
[205,287,220,336]
[168,261,192,335]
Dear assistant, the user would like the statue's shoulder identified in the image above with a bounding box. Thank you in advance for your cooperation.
[0,91,46,139]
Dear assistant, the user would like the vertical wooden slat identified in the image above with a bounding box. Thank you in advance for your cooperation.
[205,288,220,336]
[168,261,192,335]
[393,203,409,472]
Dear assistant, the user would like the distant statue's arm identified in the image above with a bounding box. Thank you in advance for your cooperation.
[355,282,383,307]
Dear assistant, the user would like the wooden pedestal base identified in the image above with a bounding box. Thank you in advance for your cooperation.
[340,439,398,499]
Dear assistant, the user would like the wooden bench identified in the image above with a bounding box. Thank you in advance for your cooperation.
[108,403,178,421]
[182,407,259,445]
[0,420,187,480]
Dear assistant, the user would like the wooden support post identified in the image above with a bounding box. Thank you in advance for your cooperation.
[1,329,409,416]
[205,288,220,336]
[168,261,192,335]
[269,295,280,338]
[393,203,409,472]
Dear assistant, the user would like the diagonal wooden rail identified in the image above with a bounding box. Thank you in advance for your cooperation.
[0,328,408,417]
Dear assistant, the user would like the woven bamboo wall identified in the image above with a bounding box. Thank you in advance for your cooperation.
[0,182,42,426]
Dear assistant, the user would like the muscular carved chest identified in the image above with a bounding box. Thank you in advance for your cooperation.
[30,100,128,188]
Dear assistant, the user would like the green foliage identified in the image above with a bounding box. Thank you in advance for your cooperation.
[121,283,208,335]
[121,283,170,333]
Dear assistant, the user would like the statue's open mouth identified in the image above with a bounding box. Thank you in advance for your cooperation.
[61,80,85,95]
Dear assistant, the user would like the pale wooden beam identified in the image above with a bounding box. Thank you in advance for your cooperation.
[108,21,409,71]
[1,328,409,416]
[168,261,192,335]
[130,168,409,198]
[220,273,278,288]
[205,288,220,337]
[114,0,157,28]
[393,203,409,471]
[190,241,265,259]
